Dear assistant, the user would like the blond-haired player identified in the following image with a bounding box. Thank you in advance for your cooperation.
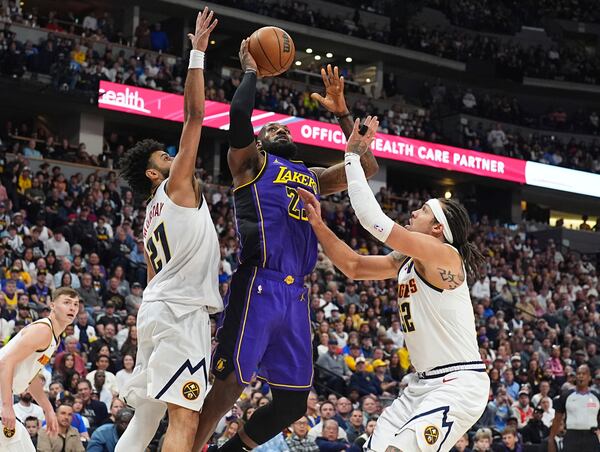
[0,287,80,452]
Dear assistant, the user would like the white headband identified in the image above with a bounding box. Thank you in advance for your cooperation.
[425,199,453,244]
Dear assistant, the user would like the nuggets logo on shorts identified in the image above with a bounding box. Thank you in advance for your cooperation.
[3,426,15,438]
[424,425,439,445]
[215,358,226,372]
[182,381,200,401]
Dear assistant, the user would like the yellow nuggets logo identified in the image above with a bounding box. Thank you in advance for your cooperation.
[424,425,439,445]
[273,166,318,192]
[3,426,15,438]
[182,381,200,401]
[398,278,418,298]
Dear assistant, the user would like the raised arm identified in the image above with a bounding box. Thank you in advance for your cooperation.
[166,7,217,207]
[0,324,52,433]
[310,65,378,195]
[227,39,264,187]
[297,188,404,280]
[342,117,461,288]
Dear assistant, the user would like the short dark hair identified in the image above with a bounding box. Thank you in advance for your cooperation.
[24,416,38,425]
[119,138,165,195]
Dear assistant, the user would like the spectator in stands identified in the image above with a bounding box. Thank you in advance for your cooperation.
[87,407,133,451]
[24,416,39,447]
[77,379,108,432]
[315,419,358,452]
[13,390,44,423]
[344,409,364,443]
[47,229,71,259]
[287,415,319,452]
[150,22,169,52]
[36,403,85,452]
[316,337,351,395]
[308,402,348,441]
[511,390,534,428]
[520,406,549,446]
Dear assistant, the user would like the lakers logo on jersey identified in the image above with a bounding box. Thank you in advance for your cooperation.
[182,381,200,400]
[273,166,318,192]
[424,425,439,445]
[3,426,15,438]
[215,358,226,372]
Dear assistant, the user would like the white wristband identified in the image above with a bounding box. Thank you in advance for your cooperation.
[188,50,205,69]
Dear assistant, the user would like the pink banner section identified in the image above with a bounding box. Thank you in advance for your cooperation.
[98,81,538,189]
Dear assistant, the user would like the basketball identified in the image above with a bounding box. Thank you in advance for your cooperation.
[248,26,295,77]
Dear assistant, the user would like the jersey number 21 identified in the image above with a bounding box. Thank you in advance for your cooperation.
[147,223,171,273]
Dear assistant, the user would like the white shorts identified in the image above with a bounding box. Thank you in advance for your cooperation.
[0,420,35,452]
[121,301,212,411]
[366,370,489,452]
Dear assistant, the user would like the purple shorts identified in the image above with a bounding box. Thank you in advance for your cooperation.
[212,266,313,390]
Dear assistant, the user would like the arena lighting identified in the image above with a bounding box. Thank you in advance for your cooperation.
[97,81,600,198]
[305,48,313,53]
[346,57,353,62]
[314,55,321,60]
[444,191,452,199]
[210,40,215,45]
[326,52,333,58]
[366,78,371,83]
[295,60,302,66]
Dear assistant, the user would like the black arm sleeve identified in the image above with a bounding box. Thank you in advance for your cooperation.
[228,71,257,149]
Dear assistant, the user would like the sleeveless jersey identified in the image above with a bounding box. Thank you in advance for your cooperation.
[396,249,480,373]
[233,152,319,276]
[0,318,58,395]
[142,179,223,317]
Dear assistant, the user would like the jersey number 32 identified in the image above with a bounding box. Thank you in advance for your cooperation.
[146,223,172,273]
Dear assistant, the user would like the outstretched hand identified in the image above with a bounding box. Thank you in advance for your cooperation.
[187,7,218,52]
[311,64,348,116]
[297,188,322,228]
[346,116,379,155]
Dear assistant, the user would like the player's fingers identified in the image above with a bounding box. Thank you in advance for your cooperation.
[297,187,313,202]
[187,33,194,42]
[334,65,339,81]
[321,67,330,87]
[202,10,214,29]
[206,18,218,33]
[351,118,360,134]
[310,93,326,104]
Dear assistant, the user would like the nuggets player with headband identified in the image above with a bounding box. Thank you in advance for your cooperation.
[192,44,378,451]
[299,117,490,452]
[116,8,220,452]
[0,287,79,451]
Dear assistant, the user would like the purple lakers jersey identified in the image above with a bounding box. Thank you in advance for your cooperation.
[233,152,319,276]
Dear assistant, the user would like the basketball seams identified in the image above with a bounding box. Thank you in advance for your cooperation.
[273,27,282,71]
[249,26,295,77]
[256,29,279,75]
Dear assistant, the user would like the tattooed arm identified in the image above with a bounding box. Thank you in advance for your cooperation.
[436,266,466,290]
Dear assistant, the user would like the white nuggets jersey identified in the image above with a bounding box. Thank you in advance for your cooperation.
[0,318,57,394]
[142,179,223,317]
[397,249,480,373]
